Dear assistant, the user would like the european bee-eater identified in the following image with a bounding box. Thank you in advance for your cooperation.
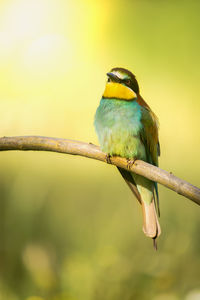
[94,67,161,248]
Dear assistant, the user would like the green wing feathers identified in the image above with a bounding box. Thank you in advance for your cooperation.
[140,105,160,217]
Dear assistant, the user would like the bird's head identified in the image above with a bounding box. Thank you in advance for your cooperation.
[103,67,139,101]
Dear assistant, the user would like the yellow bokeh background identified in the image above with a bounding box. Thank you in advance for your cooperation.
[0,0,199,299]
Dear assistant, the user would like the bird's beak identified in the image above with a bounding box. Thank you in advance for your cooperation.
[106,72,121,83]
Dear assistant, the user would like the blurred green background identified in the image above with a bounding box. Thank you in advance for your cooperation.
[0,0,200,299]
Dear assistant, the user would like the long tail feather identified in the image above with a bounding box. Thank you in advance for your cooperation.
[141,200,161,239]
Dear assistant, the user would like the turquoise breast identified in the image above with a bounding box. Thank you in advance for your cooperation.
[94,98,146,160]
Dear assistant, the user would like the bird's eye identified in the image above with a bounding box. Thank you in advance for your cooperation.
[126,79,131,85]
[107,78,111,82]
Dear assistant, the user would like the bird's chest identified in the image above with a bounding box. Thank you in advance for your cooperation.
[94,99,146,159]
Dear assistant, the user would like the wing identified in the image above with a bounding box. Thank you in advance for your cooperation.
[117,167,141,204]
[137,94,160,215]
[118,95,160,215]
[137,94,160,166]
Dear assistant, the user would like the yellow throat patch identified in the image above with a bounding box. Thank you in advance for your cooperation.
[103,82,137,100]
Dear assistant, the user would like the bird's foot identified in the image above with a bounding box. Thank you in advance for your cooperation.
[127,158,137,170]
[105,154,112,164]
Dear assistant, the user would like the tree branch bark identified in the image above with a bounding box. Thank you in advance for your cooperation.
[0,135,199,206]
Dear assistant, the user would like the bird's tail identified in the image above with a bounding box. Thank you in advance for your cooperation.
[117,168,161,249]
[141,199,161,249]
[131,173,161,249]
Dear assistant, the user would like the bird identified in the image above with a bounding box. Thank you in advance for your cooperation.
[94,67,161,249]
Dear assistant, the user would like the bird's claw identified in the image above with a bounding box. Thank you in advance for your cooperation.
[106,154,112,164]
[127,158,137,170]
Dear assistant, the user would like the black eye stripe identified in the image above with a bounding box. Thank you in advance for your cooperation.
[107,76,131,86]
[121,78,131,85]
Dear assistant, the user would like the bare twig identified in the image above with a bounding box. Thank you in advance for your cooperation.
[0,135,199,206]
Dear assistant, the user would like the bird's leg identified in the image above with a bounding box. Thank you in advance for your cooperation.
[105,153,112,164]
[127,157,138,170]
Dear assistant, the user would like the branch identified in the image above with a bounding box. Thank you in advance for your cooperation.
[0,135,199,206]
